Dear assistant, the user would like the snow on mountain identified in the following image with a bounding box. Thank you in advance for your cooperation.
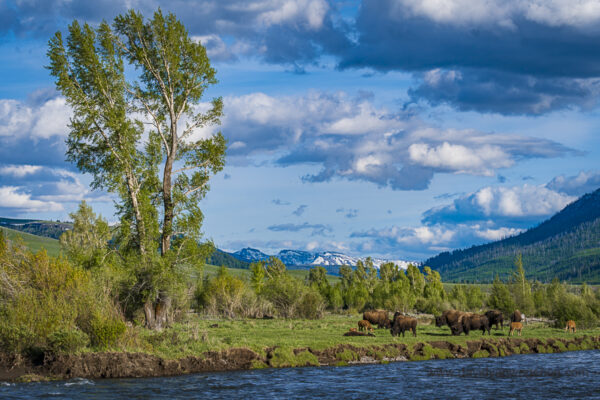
[230,248,415,269]
[232,247,270,263]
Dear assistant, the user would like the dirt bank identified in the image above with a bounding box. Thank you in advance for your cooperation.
[2,335,599,382]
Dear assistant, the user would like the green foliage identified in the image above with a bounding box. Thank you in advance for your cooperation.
[0,237,123,354]
[47,328,90,354]
[60,201,112,269]
[488,276,516,315]
[47,8,226,329]
[262,274,325,319]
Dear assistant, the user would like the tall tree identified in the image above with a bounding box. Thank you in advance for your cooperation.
[47,9,226,329]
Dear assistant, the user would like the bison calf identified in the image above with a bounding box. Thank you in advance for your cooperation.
[358,319,374,332]
[509,322,523,336]
[565,320,576,333]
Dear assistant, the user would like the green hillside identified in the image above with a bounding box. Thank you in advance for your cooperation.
[0,217,72,239]
[1,226,61,257]
[425,188,600,283]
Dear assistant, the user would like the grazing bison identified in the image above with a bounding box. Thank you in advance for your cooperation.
[509,322,523,336]
[435,310,467,335]
[460,314,490,335]
[511,310,522,323]
[485,310,504,330]
[363,309,391,329]
[565,320,576,333]
[358,319,374,332]
[390,315,417,337]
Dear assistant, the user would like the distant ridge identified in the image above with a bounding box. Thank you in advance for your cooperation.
[0,217,71,240]
[425,187,600,283]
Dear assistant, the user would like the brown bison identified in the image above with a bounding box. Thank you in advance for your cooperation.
[390,314,417,337]
[460,314,490,335]
[363,309,391,329]
[435,310,467,335]
[565,320,576,333]
[358,319,374,332]
[485,310,504,329]
[509,322,523,336]
[511,310,522,323]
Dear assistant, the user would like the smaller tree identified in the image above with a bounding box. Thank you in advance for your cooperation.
[488,275,516,315]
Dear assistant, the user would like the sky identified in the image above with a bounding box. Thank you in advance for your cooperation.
[1,0,600,261]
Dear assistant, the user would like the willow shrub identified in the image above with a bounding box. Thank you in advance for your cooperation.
[0,235,125,354]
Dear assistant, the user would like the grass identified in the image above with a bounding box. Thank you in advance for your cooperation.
[1,226,61,257]
[119,314,600,360]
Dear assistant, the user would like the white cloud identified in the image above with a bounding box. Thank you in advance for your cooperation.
[0,165,42,177]
[547,170,600,196]
[0,186,63,212]
[408,142,512,175]
[423,184,576,225]
[208,91,572,190]
[397,0,600,28]
[0,97,71,139]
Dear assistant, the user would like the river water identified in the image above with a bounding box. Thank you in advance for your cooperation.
[2,350,599,399]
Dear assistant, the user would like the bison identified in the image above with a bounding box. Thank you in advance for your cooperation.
[509,322,523,336]
[363,309,391,329]
[511,310,522,323]
[460,314,490,336]
[485,310,504,330]
[390,315,417,337]
[435,310,467,335]
[358,319,374,332]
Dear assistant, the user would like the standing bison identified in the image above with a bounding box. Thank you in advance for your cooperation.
[435,310,466,335]
[390,314,417,337]
[363,309,391,329]
[511,310,523,323]
[460,314,490,335]
[485,310,504,330]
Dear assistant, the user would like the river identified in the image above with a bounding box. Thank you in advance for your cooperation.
[2,350,599,399]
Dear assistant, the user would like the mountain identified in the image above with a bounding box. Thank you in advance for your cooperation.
[229,247,414,269]
[0,217,71,240]
[232,247,270,263]
[0,226,61,257]
[425,188,600,283]
[208,249,250,269]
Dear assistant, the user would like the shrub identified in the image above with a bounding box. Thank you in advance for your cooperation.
[47,328,90,354]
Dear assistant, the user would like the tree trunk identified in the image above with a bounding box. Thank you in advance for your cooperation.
[144,293,172,330]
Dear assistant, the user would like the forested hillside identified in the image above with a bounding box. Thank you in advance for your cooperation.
[426,188,600,283]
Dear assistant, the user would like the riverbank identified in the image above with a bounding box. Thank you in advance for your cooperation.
[3,333,600,382]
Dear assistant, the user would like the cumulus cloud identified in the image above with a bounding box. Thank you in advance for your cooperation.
[0,186,63,213]
[336,0,600,114]
[546,170,600,196]
[351,222,524,259]
[1,0,349,69]
[422,184,576,226]
[206,91,575,190]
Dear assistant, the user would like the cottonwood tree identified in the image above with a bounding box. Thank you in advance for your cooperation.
[48,9,226,329]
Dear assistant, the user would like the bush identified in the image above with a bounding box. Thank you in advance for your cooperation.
[47,328,90,354]
[262,275,325,319]
[85,314,126,349]
[0,238,123,354]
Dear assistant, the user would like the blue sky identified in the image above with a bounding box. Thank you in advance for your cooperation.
[1,0,600,261]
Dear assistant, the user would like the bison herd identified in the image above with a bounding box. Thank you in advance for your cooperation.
[352,308,575,338]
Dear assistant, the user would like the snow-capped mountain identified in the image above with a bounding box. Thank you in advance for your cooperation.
[230,247,415,269]
[232,247,270,263]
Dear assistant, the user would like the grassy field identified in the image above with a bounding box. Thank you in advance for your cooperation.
[1,226,61,257]
[122,313,600,360]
